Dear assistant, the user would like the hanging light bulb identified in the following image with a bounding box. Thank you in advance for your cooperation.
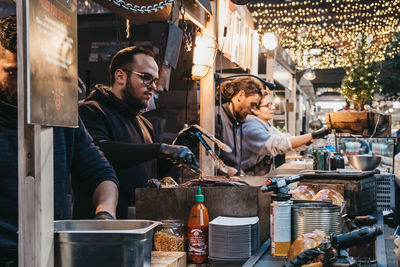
[262,32,278,50]
[303,68,316,80]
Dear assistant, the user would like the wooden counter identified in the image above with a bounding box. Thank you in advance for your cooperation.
[151,251,186,267]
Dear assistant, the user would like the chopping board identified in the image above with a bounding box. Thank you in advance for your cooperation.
[151,251,186,267]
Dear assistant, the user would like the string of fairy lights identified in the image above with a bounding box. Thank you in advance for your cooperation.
[248,0,400,70]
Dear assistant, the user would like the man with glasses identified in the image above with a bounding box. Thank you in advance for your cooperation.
[241,92,329,176]
[78,46,199,219]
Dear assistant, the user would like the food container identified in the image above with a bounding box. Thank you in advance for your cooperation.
[291,202,342,242]
[347,155,381,171]
[54,220,159,267]
[153,219,185,252]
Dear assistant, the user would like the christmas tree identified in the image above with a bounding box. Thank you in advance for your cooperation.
[341,33,381,110]
[379,32,400,99]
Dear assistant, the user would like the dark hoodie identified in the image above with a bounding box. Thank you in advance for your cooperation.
[0,96,118,263]
[78,84,161,218]
[215,102,243,173]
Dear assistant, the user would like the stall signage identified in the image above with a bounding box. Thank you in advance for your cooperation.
[28,0,78,127]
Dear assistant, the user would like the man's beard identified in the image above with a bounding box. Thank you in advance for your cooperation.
[235,107,247,122]
[122,83,147,111]
[0,83,17,106]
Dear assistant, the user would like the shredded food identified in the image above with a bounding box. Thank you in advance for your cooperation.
[154,230,185,252]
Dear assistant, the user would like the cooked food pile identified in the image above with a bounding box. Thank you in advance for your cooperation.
[290,186,344,206]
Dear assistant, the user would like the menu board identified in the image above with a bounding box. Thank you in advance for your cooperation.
[28,0,78,127]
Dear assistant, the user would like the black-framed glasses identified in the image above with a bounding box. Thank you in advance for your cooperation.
[259,102,275,109]
[122,69,158,87]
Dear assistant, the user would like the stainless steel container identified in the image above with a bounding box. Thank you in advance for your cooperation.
[291,202,342,242]
[54,220,160,267]
[347,155,381,171]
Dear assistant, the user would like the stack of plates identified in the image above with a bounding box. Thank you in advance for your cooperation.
[209,216,259,263]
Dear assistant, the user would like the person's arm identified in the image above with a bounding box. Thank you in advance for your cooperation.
[97,141,161,168]
[71,118,120,217]
[243,121,291,157]
[93,180,118,218]
[79,104,199,171]
[394,236,400,266]
[79,103,161,168]
[289,133,313,149]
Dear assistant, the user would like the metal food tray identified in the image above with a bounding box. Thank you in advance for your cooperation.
[300,169,378,180]
[54,220,160,267]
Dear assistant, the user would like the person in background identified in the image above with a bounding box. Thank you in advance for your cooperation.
[242,92,330,176]
[394,153,400,267]
[0,15,119,266]
[394,235,400,266]
[215,77,265,175]
[78,46,199,219]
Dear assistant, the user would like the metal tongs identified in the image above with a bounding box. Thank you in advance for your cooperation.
[173,124,232,176]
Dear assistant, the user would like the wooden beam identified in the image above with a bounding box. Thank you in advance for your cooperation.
[17,1,54,266]
[199,1,216,175]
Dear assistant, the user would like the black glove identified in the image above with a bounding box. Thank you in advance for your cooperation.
[173,125,199,148]
[311,127,330,139]
[284,248,325,267]
[158,144,200,170]
[94,211,115,220]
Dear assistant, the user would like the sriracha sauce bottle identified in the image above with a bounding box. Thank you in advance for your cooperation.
[187,186,209,264]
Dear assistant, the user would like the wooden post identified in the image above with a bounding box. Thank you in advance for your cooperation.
[288,75,297,136]
[199,2,216,175]
[265,50,274,84]
[17,1,54,266]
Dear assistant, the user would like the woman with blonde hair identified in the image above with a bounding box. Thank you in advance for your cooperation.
[241,91,329,176]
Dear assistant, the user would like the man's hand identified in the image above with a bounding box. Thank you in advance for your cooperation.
[311,127,331,139]
[158,144,200,170]
[394,236,400,266]
[94,211,115,220]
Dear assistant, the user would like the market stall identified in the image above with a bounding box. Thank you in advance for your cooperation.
[7,0,400,266]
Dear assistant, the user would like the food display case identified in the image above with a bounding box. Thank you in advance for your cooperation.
[336,135,395,174]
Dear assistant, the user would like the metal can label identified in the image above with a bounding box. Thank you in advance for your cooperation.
[270,201,292,257]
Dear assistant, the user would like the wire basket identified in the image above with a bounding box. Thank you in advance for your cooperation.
[375,174,395,211]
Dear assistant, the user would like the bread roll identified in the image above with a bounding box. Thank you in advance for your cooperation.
[313,189,344,206]
[290,185,316,200]
[287,230,326,260]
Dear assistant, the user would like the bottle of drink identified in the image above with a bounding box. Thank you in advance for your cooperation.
[187,186,209,263]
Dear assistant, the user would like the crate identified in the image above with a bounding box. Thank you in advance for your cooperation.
[375,174,395,211]
[300,171,377,216]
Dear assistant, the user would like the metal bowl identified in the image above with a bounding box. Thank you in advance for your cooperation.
[347,155,381,171]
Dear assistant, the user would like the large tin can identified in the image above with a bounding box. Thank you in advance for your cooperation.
[270,198,292,257]
[313,148,328,170]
